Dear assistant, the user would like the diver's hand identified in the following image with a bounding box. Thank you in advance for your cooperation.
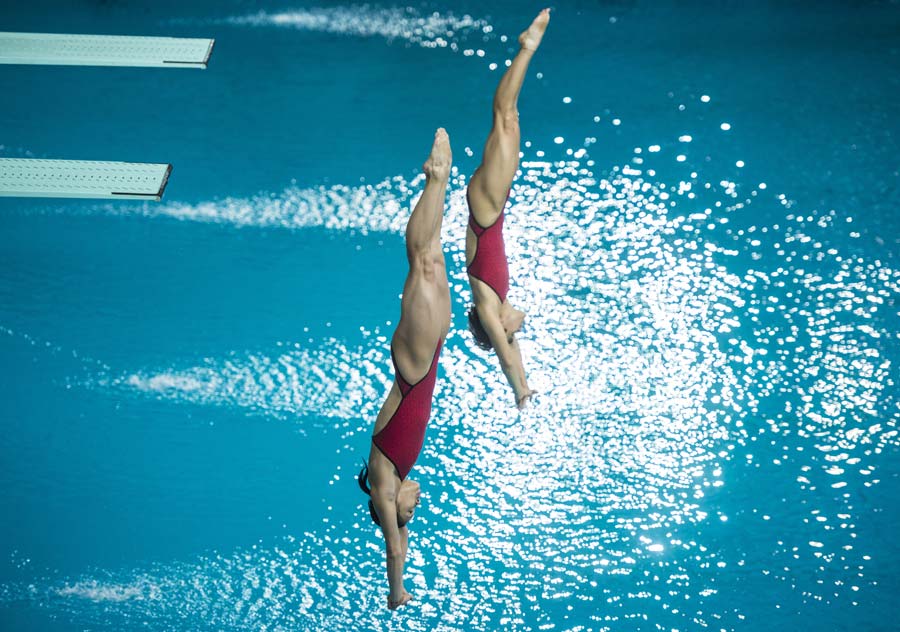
[516,388,537,410]
[388,591,413,610]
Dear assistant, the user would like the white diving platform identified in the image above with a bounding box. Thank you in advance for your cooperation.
[0,159,172,201]
[0,32,214,68]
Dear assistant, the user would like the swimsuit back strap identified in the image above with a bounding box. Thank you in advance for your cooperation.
[468,211,486,236]
[390,345,412,395]
[391,339,443,396]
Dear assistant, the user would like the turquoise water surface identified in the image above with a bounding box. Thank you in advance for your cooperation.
[1,1,899,630]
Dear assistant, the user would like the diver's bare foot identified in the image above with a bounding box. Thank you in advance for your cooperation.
[423,128,451,181]
[519,8,550,51]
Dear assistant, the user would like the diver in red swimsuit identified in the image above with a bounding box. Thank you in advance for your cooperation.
[466,9,549,409]
[358,129,451,610]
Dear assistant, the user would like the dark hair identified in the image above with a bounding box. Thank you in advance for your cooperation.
[357,462,381,526]
[468,306,493,350]
[358,461,412,528]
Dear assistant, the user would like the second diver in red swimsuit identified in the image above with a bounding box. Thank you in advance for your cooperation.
[466,9,550,409]
[358,129,452,610]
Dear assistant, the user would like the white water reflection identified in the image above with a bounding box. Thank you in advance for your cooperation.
[9,128,894,629]
[112,340,390,425]
[222,5,492,52]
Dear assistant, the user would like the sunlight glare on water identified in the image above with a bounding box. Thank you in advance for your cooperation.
[7,122,894,630]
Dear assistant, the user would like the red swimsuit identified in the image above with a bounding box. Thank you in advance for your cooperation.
[466,189,510,303]
[372,339,443,480]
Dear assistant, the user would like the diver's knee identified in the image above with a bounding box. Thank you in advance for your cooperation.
[492,105,520,131]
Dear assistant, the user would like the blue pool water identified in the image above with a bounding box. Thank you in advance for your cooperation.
[1,1,899,630]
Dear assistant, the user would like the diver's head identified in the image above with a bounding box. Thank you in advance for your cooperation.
[468,304,525,350]
[395,478,421,527]
[358,463,421,528]
[500,303,525,337]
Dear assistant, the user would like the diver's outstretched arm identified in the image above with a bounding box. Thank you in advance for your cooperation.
[371,488,412,608]
[477,305,533,407]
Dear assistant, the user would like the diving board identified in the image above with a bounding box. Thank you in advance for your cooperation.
[0,159,172,201]
[0,32,214,68]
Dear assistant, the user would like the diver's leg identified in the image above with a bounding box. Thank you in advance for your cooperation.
[406,128,451,263]
[469,9,550,212]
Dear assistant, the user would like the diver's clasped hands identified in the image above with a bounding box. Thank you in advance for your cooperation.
[388,590,413,610]
[517,388,538,410]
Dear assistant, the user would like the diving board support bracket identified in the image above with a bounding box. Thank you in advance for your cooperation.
[0,159,172,201]
[0,32,214,68]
